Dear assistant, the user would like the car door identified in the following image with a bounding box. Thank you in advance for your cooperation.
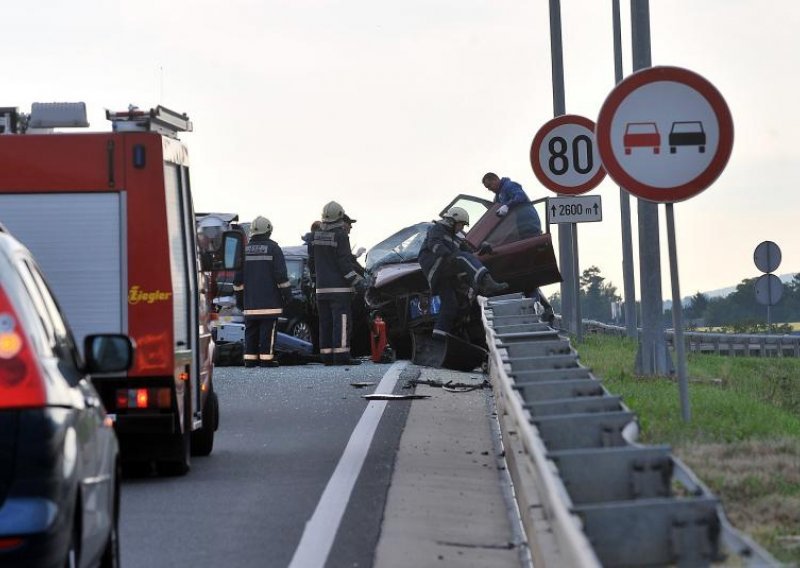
[16,255,115,560]
[466,199,562,294]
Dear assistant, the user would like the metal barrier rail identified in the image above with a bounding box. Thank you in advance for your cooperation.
[480,295,778,567]
[582,319,800,358]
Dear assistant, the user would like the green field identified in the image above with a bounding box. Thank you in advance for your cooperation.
[575,333,800,565]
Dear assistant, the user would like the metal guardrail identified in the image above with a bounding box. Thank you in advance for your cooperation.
[480,295,779,567]
[582,319,800,358]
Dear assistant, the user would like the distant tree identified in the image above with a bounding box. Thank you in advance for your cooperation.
[701,276,799,329]
[685,292,709,321]
[579,266,620,322]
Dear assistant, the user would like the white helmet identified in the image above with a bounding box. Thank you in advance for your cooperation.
[321,201,345,223]
[443,206,470,226]
[250,216,273,236]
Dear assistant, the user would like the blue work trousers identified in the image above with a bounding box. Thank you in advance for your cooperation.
[244,316,277,364]
[317,294,353,364]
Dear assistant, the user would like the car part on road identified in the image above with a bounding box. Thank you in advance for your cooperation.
[411,329,488,371]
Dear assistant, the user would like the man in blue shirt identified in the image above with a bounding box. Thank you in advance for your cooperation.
[481,172,555,326]
[482,172,541,238]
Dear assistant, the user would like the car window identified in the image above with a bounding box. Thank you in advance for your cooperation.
[484,204,544,247]
[20,258,83,375]
[13,257,58,353]
[365,222,431,272]
[439,195,491,237]
[285,258,305,289]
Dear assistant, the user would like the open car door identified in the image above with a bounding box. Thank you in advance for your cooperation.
[464,197,562,294]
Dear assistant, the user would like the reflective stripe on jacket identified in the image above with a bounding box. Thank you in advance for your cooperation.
[418,219,472,292]
[309,221,362,297]
[233,234,291,316]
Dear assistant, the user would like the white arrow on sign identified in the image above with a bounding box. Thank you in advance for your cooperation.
[547,195,603,224]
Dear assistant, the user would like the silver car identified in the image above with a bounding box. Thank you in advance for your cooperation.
[0,224,133,567]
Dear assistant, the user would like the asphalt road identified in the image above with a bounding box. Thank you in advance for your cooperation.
[119,360,412,568]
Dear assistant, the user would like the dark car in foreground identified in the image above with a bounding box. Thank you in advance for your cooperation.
[364,195,562,358]
[0,225,134,567]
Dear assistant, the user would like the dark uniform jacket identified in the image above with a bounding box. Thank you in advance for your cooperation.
[233,234,291,316]
[418,219,472,293]
[308,221,363,296]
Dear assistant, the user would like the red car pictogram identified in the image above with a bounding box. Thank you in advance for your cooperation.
[623,122,661,155]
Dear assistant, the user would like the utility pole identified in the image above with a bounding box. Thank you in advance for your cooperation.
[548,0,577,335]
[613,0,638,339]
[630,0,670,374]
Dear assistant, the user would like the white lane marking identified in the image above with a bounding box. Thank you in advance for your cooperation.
[288,360,407,568]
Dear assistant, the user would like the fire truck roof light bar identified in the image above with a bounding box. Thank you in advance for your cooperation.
[105,105,192,138]
[29,102,89,129]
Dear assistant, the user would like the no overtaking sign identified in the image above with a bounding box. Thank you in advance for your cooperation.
[595,66,734,203]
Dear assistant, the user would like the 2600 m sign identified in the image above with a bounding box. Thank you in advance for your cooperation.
[546,195,603,224]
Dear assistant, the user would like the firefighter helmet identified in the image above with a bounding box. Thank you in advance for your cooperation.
[443,206,470,226]
[250,216,273,236]
[321,201,345,223]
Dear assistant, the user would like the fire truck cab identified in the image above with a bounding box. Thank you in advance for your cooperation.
[0,102,243,475]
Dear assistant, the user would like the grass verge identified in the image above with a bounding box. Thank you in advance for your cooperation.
[576,333,800,566]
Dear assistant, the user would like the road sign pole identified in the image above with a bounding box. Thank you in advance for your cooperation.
[666,204,691,422]
[572,224,582,342]
[630,0,670,375]
[613,0,638,339]
[548,0,575,334]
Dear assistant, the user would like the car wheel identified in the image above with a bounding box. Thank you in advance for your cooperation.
[158,388,191,476]
[99,475,120,568]
[288,319,314,343]
[191,389,218,456]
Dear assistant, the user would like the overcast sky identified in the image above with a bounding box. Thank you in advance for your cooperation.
[7,0,799,300]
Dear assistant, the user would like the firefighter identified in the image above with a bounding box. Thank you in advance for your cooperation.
[418,206,508,337]
[309,201,365,366]
[234,216,292,368]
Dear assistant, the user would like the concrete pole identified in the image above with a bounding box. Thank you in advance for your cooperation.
[548,0,576,334]
[630,0,670,374]
[613,0,638,339]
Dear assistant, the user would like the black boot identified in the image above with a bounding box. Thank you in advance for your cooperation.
[478,273,509,296]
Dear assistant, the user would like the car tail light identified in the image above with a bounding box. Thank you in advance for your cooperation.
[115,387,172,409]
[0,536,24,551]
[0,287,46,409]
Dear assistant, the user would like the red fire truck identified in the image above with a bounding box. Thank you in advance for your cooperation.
[0,103,242,475]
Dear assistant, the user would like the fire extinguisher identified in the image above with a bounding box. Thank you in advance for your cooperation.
[370,316,389,363]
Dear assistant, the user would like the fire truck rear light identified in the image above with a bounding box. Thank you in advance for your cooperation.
[115,387,171,409]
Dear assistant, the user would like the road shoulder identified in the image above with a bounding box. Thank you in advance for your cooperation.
[373,365,524,568]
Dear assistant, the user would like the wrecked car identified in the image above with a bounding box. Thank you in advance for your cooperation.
[364,194,562,360]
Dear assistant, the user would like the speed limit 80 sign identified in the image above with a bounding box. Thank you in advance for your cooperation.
[530,114,606,195]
